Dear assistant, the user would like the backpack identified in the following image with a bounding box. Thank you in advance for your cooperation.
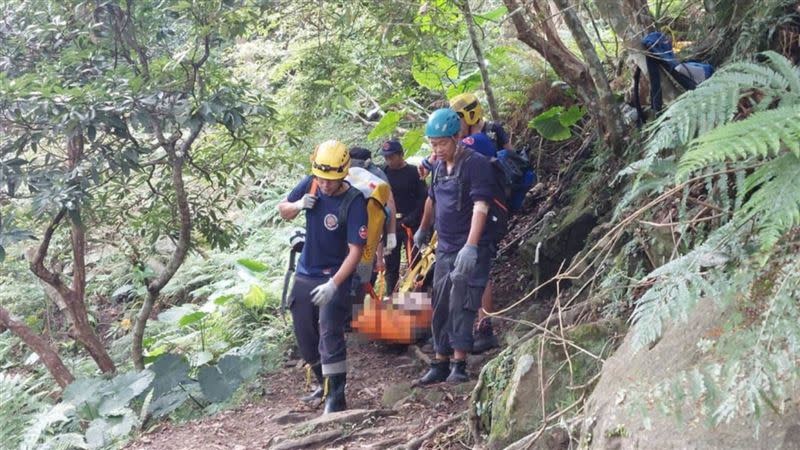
[307,177,363,229]
[497,149,536,212]
[634,31,714,120]
[431,148,509,244]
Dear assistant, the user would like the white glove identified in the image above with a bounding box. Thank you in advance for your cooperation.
[310,278,338,307]
[292,194,317,212]
[385,233,397,254]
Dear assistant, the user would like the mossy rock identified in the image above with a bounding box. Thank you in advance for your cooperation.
[474,320,624,449]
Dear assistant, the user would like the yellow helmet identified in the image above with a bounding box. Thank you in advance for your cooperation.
[449,93,483,126]
[311,140,350,180]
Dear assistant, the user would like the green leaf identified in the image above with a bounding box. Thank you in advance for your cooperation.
[147,389,189,419]
[191,351,213,367]
[474,5,508,25]
[213,295,235,306]
[242,284,267,309]
[98,371,154,416]
[178,311,207,327]
[447,71,483,98]
[63,379,105,412]
[412,53,459,91]
[157,305,195,323]
[558,105,587,127]
[401,127,426,157]
[529,107,571,141]
[85,408,137,449]
[148,353,189,398]
[198,365,239,403]
[368,111,401,141]
[236,258,269,272]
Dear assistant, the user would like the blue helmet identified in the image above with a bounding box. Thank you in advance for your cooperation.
[425,108,461,138]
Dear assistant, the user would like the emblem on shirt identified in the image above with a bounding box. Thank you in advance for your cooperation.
[358,225,368,240]
[463,136,475,146]
[324,213,339,231]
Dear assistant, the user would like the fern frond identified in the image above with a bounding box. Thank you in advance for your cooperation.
[642,52,800,164]
[677,105,800,178]
[738,154,800,250]
[631,224,736,350]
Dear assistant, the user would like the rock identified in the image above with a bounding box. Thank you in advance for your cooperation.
[466,353,493,373]
[450,379,478,397]
[421,389,445,405]
[581,300,800,449]
[382,382,414,408]
[474,320,624,449]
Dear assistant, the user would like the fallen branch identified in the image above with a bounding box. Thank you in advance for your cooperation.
[404,411,467,450]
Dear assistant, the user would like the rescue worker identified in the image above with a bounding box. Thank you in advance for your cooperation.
[277,140,368,414]
[413,109,497,384]
[350,147,397,257]
[381,139,427,293]
[450,92,513,150]
[450,94,512,353]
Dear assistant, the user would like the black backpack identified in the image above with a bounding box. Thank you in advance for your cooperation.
[431,148,509,244]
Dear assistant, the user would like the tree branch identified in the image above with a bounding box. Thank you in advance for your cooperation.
[458,0,500,121]
[0,306,74,388]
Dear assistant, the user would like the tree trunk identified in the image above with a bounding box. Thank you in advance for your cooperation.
[458,0,500,121]
[132,138,194,370]
[0,306,74,388]
[28,132,116,374]
[504,0,597,107]
[552,0,625,153]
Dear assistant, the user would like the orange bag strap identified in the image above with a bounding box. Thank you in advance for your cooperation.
[308,177,319,195]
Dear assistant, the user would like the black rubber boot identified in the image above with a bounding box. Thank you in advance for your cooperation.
[446,360,469,383]
[471,318,499,354]
[301,364,324,403]
[418,360,450,385]
[323,373,347,414]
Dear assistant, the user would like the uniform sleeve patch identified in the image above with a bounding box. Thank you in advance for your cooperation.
[358,225,368,240]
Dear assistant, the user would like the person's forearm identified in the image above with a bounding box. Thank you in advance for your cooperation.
[419,197,434,231]
[466,201,489,246]
[333,244,363,286]
[277,200,300,220]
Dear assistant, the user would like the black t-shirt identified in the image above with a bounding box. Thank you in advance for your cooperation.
[482,121,510,149]
[383,164,427,229]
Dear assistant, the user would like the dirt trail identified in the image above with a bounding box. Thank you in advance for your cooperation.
[127,334,499,450]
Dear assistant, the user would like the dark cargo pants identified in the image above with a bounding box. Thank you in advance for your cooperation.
[289,274,352,375]
[431,244,494,355]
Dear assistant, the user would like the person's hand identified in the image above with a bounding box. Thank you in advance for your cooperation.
[291,194,317,212]
[451,244,478,281]
[375,257,386,272]
[414,228,432,248]
[385,233,397,254]
[310,278,338,306]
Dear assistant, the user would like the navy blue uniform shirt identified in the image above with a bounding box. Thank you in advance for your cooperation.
[383,164,427,228]
[287,176,368,277]
[429,150,494,253]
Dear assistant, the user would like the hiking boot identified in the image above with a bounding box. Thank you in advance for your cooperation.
[301,364,324,403]
[446,360,469,383]
[471,318,498,354]
[323,373,347,414]
[417,360,449,385]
